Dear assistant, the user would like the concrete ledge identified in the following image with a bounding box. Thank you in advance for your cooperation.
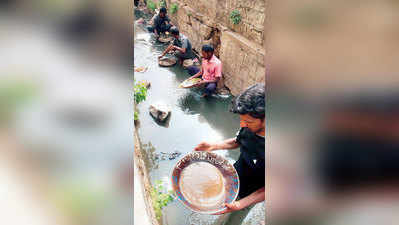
[134,130,160,225]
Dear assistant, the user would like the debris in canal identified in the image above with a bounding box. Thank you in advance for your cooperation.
[149,102,171,123]
[134,66,148,72]
[154,150,182,161]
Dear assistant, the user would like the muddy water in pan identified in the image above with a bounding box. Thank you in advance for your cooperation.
[180,162,225,208]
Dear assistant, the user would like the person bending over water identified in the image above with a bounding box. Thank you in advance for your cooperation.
[158,27,195,64]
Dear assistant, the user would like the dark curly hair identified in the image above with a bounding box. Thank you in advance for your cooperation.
[160,7,167,14]
[201,44,214,53]
[230,83,265,119]
[170,27,179,36]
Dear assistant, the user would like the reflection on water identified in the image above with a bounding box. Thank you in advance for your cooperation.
[141,142,159,171]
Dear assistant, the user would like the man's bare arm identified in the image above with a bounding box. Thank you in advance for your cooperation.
[195,138,239,151]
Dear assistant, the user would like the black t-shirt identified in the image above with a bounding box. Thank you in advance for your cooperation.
[234,127,265,198]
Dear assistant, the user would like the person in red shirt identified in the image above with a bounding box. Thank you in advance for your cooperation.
[188,45,222,97]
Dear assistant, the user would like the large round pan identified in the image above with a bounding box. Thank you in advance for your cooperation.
[171,151,240,214]
[179,78,202,88]
[158,36,174,43]
[159,57,177,67]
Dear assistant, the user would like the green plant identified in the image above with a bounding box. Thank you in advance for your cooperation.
[134,80,148,104]
[134,111,139,121]
[147,0,157,12]
[230,9,241,25]
[159,0,166,8]
[170,3,178,14]
[151,180,175,221]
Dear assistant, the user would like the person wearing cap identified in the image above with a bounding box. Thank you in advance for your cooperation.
[158,27,195,64]
[188,44,222,97]
[194,84,265,222]
[147,7,172,37]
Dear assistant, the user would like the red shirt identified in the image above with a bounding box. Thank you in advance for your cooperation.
[202,55,222,81]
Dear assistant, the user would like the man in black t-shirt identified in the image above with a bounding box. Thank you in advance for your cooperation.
[194,83,265,219]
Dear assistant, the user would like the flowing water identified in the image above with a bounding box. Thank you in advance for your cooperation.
[134,15,265,225]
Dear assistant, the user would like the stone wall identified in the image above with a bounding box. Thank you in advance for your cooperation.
[148,0,266,95]
[220,30,266,95]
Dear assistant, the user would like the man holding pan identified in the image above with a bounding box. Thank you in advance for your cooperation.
[194,83,265,222]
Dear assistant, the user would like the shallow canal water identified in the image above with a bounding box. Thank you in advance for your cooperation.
[134,18,265,225]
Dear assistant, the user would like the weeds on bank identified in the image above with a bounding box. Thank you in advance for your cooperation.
[159,0,167,8]
[134,79,148,122]
[134,80,148,105]
[134,111,139,121]
[147,0,157,12]
[151,180,175,222]
[170,3,178,14]
[230,9,242,24]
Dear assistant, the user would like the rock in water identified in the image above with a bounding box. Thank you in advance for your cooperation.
[149,103,171,122]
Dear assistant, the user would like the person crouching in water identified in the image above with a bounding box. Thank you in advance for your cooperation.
[147,7,172,38]
[188,44,222,97]
[158,27,195,65]
[194,83,265,224]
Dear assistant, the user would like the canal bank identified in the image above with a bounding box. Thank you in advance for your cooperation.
[134,130,160,225]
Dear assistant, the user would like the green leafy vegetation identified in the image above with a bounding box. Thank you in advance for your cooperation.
[159,0,167,8]
[134,111,139,121]
[151,180,175,222]
[170,3,178,14]
[230,9,242,25]
[134,80,148,105]
[133,80,148,123]
[147,0,157,12]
